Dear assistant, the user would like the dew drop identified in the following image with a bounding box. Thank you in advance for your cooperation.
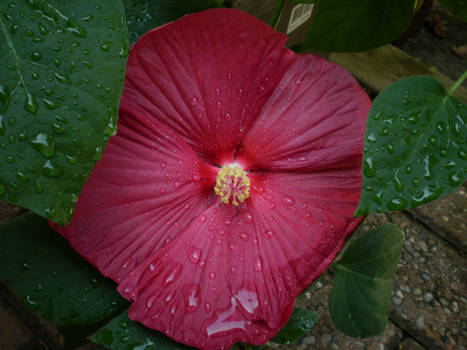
[66,19,87,37]
[198,215,207,223]
[42,160,62,177]
[42,98,61,110]
[65,154,77,164]
[31,52,42,61]
[281,195,295,207]
[363,157,376,178]
[209,272,216,280]
[16,171,29,183]
[162,264,183,287]
[54,72,71,84]
[201,300,212,315]
[264,229,274,238]
[51,122,65,134]
[45,207,56,219]
[254,256,263,272]
[386,143,395,153]
[239,232,249,241]
[393,172,403,192]
[30,133,55,158]
[187,246,202,264]
[160,162,167,168]
[190,97,198,106]
[387,197,407,210]
[448,170,463,187]
[100,43,110,51]
[25,93,38,114]
[182,284,201,314]
[6,155,15,163]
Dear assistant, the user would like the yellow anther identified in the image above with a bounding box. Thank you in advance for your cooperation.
[214,164,250,206]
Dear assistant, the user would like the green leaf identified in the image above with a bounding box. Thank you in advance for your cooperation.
[271,308,319,344]
[356,76,467,216]
[124,0,224,43]
[0,0,128,226]
[0,213,127,325]
[329,223,403,338]
[90,309,194,350]
[299,0,414,52]
[438,0,467,22]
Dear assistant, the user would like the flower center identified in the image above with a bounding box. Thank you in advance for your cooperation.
[214,164,250,206]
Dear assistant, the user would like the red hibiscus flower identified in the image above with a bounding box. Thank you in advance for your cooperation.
[51,8,371,350]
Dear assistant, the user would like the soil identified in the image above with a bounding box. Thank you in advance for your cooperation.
[393,2,467,88]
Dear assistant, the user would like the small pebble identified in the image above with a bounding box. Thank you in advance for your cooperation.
[396,290,404,299]
[393,297,403,306]
[315,281,323,289]
[444,307,451,315]
[302,336,316,346]
[322,333,332,343]
[451,301,459,313]
[423,293,433,302]
[416,315,424,331]
[414,288,422,295]
[378,344,385,350]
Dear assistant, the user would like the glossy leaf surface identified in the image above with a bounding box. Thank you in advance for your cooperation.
[0,0,128,225]
[300,0,414,52]
[0,214,127,325]
[271,308,319,344]
[329,224,403,337]
[90,309,194,350]
[124,0,224,43]
[356,76,467,216]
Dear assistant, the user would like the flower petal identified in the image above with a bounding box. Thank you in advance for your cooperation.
[51,97,218,283]
[117,203,289,350]
[117,166,361,349]
[125,8,296,165]
[237,54,371,171]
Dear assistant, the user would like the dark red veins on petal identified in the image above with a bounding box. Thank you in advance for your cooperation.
[124,8,296,166]
[52,97,218,283]
[237,54,371,172]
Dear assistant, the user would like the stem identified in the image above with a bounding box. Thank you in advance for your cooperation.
[447,69,467,96]
[270,0,286,30]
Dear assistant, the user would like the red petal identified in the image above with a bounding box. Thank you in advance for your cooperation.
[117,203,286,350]
[117,167,361,349]
[52,97,218,283]
[125,8,296,165]
[237,54,371,171]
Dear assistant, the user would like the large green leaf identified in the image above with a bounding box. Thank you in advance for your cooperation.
[0,213,127,325]
[299,0,414,52]
[438,0,467,22]
[124,0,224,43]
[90,309,194,350]
[356,76,467,216]
[0,0,128,226]
[329,224,403,338]
[271,308,319,345]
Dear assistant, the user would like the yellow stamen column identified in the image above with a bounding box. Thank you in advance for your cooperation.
[214,164,250,205]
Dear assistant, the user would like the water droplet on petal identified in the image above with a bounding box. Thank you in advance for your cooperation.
[254,256,263,272]
[182,284,201,314]
[162,264,183,287]
[281,195,295,207]
[187,246,202,264]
